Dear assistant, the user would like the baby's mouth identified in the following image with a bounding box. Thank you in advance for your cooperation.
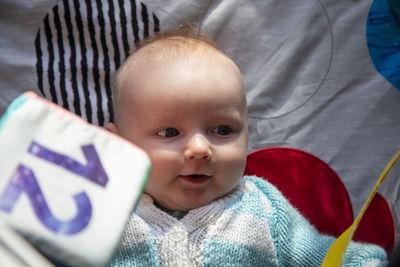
[188,174,207,178]
[179,174,211,183]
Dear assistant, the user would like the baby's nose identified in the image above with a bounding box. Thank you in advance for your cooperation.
[184,134,212,161]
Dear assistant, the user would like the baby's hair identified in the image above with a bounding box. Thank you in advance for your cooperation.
[112,24,217,106]
[112,24,241,123]
[136,23,219,52]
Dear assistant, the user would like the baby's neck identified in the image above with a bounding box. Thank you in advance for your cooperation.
[154,201,188,219]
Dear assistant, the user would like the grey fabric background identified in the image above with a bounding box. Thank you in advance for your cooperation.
[1,0,399,247]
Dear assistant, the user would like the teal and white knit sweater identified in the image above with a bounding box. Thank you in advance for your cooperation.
[110,176,387,266]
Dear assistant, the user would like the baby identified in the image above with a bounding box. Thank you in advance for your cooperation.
[106,26,387,266]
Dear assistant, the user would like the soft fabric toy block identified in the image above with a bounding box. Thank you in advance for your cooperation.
[0,92,151,266]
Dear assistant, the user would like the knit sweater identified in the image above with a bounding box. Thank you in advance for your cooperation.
[109,176,387,266]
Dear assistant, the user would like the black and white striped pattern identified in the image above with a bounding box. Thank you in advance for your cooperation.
[35,0,160,126]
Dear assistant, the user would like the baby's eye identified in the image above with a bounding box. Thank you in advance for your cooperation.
[212,125,232,136]
[157,128,180,138]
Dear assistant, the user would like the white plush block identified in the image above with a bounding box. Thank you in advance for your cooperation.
[0,92,151,266]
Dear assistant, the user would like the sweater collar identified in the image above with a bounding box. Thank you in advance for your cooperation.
[135,180,245,229]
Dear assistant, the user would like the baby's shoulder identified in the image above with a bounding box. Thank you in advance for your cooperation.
[238,176,299,225]
[241,175,288,206]
[224,176,290,220]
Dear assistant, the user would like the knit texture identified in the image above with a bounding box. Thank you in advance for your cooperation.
[109,176,387,266]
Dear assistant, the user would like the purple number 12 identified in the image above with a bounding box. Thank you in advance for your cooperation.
[0,164,92,235]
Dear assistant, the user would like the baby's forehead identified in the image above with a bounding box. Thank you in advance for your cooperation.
[125,36,236,70]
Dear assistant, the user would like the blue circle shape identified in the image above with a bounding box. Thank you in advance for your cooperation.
[367,0,400,90]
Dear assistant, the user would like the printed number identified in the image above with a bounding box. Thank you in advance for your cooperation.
[0,164,92,235]
[0,140,109,235]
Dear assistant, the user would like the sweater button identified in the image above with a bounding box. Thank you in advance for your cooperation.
[169,228,185,242]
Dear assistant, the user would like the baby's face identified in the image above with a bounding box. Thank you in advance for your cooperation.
[115,56,248,211]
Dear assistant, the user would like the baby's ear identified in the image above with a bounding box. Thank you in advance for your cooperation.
[105,123,119,135]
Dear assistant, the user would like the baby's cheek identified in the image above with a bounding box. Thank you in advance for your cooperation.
[216,149,245,197]
[220,147,247,174]
[147,150,182,174]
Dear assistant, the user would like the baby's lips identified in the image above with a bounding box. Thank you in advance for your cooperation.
[189,174,207,178]
[179,173,212,178]
[178,174,212,184]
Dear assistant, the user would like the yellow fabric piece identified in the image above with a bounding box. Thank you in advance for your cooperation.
[321,150,400,267]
